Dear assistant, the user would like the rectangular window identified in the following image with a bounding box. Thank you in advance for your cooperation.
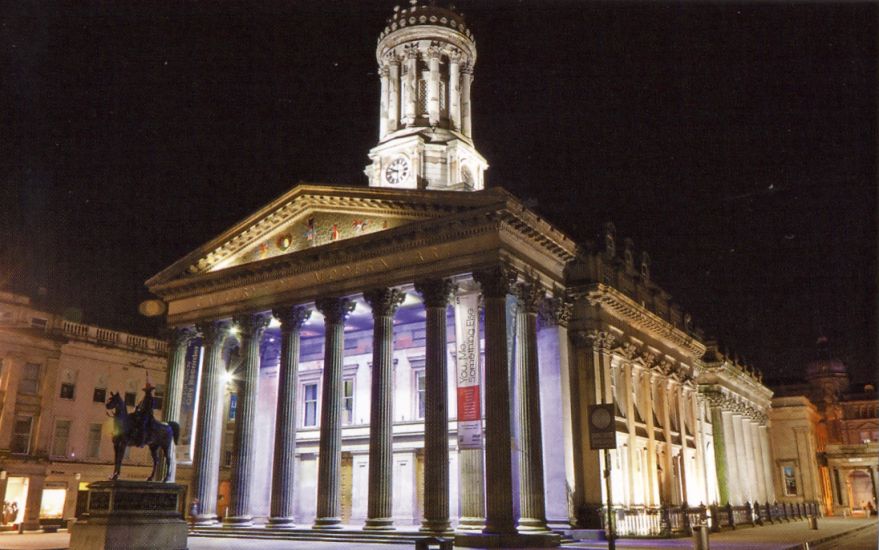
[19,363,40,394]
[52,420,71,457]
[154,384,165,411]
[229,393,238,421]
[11,416,33,454]
[87,424,102,458]
[303,383,318,427]
[93,387,106,403]
[60,382,75,400]
[415,370,426,420]
[124,392,136,408]
[782,465,798,496]
[342,378,355,426]
[30,317,48,329]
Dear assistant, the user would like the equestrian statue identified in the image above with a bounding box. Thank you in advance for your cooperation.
[105,383,179,482]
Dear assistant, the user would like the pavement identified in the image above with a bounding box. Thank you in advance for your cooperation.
[0,517,874,549]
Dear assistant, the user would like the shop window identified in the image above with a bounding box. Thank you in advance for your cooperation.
[11,416,33,454]
[782,465,799,496]
[51,419,71,457]
[19,363,40,394]
[342,378,355,426]
[415,370,426,420]
[93,387,106,403]
[39,488,66,519]
[87,423,102,458]
[303,383,318,427]
[124,392,136,408]
[60,382,75,400]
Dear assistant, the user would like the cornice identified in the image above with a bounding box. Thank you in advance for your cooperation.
[577,283,705,358]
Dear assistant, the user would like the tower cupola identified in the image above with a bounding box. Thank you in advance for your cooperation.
[365,1,488,191]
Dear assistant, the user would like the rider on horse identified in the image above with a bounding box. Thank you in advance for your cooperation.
[132,382,156,447]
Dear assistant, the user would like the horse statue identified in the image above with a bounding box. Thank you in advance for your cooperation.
[105,389,179,482]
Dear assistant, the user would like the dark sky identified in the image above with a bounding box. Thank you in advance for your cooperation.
[2,1,875,383]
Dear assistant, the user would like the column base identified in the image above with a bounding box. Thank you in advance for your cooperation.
[420,519,452,534]
[517,517,550,532]
[193,514,218,526]
[363,518,395,530]
[483,520,517,535]
[267,517,296,528]
[312,517,343,529]
[223,515,254,527]
[456,517,486,531]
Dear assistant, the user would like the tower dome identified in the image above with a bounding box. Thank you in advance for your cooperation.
[805,336,850,403]
[365,1,488,191]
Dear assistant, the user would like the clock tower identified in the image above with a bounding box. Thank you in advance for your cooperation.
[365,1,488,191]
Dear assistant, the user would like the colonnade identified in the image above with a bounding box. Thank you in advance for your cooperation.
[162,266,555,534]
[378,45,473,137]
[705,391,775,506]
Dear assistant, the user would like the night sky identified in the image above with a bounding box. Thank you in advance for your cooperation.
[2,1,875,383]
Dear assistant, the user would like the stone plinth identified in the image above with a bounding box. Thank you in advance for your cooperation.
[70,481,187,550]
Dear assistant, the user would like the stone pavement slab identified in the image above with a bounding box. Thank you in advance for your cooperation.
[563,517,877,550]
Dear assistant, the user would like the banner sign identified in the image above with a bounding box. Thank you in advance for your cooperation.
[179,338,203,453]
[454,292,483,449]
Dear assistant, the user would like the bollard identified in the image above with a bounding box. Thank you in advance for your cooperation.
[692,524,710,550]
[808,515,817,530]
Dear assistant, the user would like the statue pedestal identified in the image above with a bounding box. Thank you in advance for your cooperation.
[70,481,188,550]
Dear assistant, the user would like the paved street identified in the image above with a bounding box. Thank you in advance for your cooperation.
[0,518,875,549]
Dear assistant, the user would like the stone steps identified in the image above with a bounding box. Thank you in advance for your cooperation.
[190,525,437,545]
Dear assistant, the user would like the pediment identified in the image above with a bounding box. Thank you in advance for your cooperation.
[147,184,509,288]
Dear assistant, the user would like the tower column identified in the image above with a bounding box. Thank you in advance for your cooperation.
[191,320,231,525]
[415,278,456,533]
[226,313,270,526]
[721,408,739,504]
[448,51,461,131]
[387,55,400,132]
[749,418,767,503]
[427,45,441,126]
[473,266,518,535]
[759,423,776,502]
[515,280,548,531]
[313,297,355,529]
[363,288,405,530]
[646,373,660,506]
[461,63,473,137]
[269,306,311,527]
[379,65,390,138]
[403,45,418,126]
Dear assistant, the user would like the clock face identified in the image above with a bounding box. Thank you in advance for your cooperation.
[384,157,410,184]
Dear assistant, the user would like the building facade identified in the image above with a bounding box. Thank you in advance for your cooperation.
[146,2,778,544]
[769,338,878,517]
[0,292,167,531]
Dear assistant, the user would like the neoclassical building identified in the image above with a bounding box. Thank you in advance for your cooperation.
[147,2,780,544]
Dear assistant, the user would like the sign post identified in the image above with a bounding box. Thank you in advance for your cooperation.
[588,403,617,550]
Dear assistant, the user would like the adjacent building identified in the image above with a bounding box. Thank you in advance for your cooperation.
[0,292,167,530]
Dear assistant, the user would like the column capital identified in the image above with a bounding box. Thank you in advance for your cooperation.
[378,65,390,78]
[316,297,355,325]
[383,51,401,66]
[447,47,463,63]
[460,62,474,75]
[233,313,270,339]
[538,293,572,327]
[195,320,231,347]
[363,288,405,317]
[570,328,616,352]
[165,326,195,348]
[403,43,420,60]
[273,306,311,333]
[473,265,517,298]
[514,280,544,314]
[415,278,457,308]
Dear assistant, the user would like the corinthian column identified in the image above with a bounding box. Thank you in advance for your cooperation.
[269,306,311,527]
[313,297,355,529]
[387,54,400,132]
[225,313,270,526]
[473,265,518,535]
[427,44,442,126]
[448,50,462,131]
[514,280,549,531]
[163,327,193,424]
[415,278,456,533]
[403,45,418,125]
[363,288,405,530]
[461,63,473,138]
[192,320,231,525]
[379,65,390,138]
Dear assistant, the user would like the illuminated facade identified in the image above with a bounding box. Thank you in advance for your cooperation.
[0,292,167,531]
[146,2,778,544]
[769,338,878,517]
